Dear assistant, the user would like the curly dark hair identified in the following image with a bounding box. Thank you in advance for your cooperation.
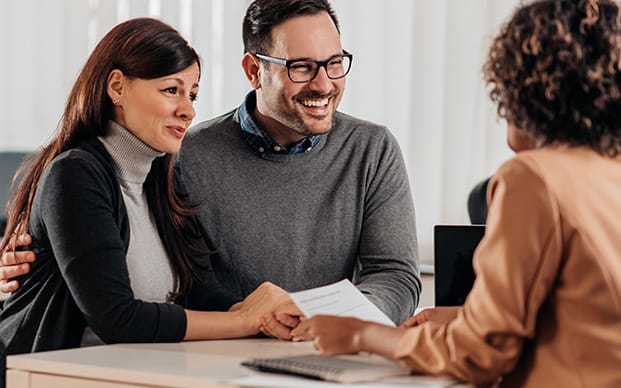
[484,0,621,155]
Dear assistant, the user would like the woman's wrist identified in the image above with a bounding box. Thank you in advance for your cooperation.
[231,309,250,337]
[359,321,405,360]
[358,321,379,353]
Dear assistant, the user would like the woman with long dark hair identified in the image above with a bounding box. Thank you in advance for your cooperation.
[0,17,290,373]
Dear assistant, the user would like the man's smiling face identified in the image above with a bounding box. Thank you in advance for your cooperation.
[254,11,346,145]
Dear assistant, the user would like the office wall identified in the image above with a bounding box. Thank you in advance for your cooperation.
[0,0,520,261]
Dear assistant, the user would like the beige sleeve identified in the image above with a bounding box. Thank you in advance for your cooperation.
[394,158,563,386]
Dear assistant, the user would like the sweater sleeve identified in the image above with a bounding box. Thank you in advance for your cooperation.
[172,167,242,312]
[393,157,563,386]
[355,129,422,324]
[35,151,186,343]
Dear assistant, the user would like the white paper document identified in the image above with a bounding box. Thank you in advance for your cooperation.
[289,279,395,326]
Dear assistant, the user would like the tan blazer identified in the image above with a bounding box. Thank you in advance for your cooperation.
[395,145,621,387]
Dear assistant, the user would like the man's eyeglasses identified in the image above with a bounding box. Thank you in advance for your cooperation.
[254,50,353,83]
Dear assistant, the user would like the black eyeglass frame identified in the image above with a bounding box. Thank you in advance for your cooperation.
[254,50,353,83]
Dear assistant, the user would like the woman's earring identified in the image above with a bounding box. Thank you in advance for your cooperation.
[113,99,120,105]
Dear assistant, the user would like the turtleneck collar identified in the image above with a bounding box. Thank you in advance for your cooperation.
[98,121,165,186]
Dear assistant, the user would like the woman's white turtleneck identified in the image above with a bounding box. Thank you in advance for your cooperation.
[82,121,176,346]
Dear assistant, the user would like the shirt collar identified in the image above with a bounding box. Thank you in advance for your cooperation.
[236,91,320,155]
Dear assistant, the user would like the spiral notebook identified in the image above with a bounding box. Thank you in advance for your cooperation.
[242,354,410,383]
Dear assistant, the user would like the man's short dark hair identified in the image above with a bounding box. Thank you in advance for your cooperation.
[242,0,340,55]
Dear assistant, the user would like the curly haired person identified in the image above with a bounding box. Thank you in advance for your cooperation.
[292,0,621,386]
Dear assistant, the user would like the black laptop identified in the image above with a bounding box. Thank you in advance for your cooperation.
[433,225,485,306]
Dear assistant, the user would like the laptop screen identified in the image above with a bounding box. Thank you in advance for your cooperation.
[433,225,485,306]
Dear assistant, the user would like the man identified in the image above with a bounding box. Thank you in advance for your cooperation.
[1,0,421,338]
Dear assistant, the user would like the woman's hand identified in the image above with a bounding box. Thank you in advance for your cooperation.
[185,283,295,340]
[291,315,369,355]
[400,306,461,328]
[258,299,303,340]
[291,315,407,360]
[234,281,292,335]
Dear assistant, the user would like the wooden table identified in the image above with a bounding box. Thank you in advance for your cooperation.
[6,338,461,388]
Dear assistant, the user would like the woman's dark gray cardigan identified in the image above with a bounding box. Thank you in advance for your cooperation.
[0,139,235,385]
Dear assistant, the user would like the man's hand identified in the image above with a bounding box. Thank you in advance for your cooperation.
[399,306,461,328]
[259,300,303,340]
[230,281,296,336]
[1,234,35,293]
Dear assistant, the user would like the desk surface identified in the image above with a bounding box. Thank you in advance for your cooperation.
[7,338,462,388]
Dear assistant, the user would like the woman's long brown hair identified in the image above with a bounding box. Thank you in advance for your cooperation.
[1,17,205,300]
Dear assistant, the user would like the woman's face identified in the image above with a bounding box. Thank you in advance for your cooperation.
[110,62,200,154]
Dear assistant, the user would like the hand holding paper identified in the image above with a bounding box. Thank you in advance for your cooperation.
[289,279,395,327]
[259,279,393,340]
[243,280,414,383]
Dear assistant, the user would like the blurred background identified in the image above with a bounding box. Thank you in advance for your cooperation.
[0,0,522,264]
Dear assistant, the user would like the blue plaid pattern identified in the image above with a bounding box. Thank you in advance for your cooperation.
[236,92,321,155]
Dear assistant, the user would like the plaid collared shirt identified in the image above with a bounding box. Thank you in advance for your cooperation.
[236,91,321,155]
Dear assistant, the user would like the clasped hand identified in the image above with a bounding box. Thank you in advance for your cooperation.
[228,281,303,339]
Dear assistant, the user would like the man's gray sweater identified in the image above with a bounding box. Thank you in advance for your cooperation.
[177,108,421,323]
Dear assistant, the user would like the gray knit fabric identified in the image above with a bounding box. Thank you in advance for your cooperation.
[82,121,174,346]
[177,109,421,324]
[99,121,174,301]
